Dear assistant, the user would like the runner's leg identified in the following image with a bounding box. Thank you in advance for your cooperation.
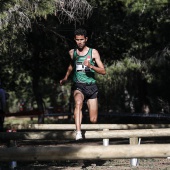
[74,90,84,131]
[87,98,98,123]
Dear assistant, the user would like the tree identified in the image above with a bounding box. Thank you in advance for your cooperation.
[0,0,93,123]
[0,0,93,29]
[87,0,170,113]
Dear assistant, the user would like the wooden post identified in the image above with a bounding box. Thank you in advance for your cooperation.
[7,130,17,169]
[129,137,140,166]
[103,129,109,146]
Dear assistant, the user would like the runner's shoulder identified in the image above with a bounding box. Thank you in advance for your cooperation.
[92,48,100,58]
[69,49,74,59]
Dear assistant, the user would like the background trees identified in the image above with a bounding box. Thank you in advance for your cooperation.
[0,0,170,117]
[88,0,170,113]
[0,0,93,123]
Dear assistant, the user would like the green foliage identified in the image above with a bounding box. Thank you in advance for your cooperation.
[96,57,147,90]
[0,0,93,30]
[0,0,59,29]
[1,0,170,113]
[124,0,169,13]
[148,45,170,88]
[0,0,93,113]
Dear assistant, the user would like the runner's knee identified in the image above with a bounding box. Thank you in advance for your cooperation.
[75,100,83,109]
[90,116,97,123]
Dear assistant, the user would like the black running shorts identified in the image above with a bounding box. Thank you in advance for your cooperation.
[73,83,98,100]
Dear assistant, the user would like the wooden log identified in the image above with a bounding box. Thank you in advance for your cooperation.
[0,144,170,161]
[1,128,170,140]
[130,137,139,145]
[4,123,170,130]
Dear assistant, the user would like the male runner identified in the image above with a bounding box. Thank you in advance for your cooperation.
[60,28,106,140]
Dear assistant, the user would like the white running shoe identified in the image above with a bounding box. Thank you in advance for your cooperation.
[76,131,83,140]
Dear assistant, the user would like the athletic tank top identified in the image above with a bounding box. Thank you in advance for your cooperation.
[73,48,96,84]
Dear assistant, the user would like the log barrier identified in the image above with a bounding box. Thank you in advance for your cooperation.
[0,128,170,140]
[4,123,170,130]
[1,124,170,164]
[0,144,170,161]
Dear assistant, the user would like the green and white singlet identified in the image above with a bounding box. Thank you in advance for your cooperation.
[73,48,96,84]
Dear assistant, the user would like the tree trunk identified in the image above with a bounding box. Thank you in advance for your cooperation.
[31,47,44,123]
[0,88,6,131]
[32,71,45,124]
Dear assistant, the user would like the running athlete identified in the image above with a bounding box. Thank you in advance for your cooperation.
[60,28,106,140]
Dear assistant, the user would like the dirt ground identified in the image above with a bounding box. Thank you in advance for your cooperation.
[0,158,170,170]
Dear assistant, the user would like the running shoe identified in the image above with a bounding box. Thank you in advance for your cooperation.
[75,131,83,140]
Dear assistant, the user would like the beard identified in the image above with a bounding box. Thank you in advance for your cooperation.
[77,44,85,51]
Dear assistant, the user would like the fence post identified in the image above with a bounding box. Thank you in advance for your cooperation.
[103,129,109,146]
[7,129,17,170]
[129,137,141,166]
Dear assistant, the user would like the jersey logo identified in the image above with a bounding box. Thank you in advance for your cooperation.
[87,56,90,59]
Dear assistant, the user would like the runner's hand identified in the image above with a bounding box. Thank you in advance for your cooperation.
[83,59,90,67]
[60,78,67,86]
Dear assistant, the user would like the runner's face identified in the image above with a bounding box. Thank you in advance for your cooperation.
[74,35,88,49]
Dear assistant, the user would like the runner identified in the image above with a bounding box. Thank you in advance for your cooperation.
[60,28,106,140]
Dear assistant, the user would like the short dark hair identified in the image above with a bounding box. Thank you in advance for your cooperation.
[74,28,87,37]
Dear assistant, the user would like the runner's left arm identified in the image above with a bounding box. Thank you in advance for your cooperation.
[84,49,106,75]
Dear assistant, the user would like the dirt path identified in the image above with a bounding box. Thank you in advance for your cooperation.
[1,158,170,170]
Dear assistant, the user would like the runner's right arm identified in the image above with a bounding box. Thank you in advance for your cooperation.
[59,49,74,86]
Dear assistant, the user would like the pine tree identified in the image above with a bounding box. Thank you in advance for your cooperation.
[0,0,93,30]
